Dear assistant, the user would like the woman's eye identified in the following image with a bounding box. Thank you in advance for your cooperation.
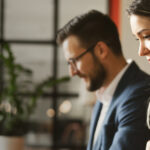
[143,35,150,39]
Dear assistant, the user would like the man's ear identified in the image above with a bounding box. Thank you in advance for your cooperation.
[95,41,109,59]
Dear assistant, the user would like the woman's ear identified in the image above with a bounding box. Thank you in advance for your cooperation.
[95,41,109,59]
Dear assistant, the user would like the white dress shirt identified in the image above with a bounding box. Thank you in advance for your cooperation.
[93,62,131,145]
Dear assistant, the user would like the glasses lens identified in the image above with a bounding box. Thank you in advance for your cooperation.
[68,59,77,70]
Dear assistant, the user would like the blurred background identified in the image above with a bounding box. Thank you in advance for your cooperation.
[0,0,149,150]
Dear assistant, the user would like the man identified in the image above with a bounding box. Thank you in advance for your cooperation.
[57,10,150,150]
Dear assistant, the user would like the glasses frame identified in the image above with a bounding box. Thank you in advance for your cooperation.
[67,44,96,71]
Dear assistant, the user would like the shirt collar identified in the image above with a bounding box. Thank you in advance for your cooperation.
[96,60,132,105]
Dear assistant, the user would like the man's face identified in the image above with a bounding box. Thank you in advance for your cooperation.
[62,35,106,91]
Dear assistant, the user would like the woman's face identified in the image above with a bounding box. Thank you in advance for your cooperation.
[130,14,150,63]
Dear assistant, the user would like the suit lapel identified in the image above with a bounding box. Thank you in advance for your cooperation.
[113,61,140,99]
[103,61,140,123]
[87,100,102,150]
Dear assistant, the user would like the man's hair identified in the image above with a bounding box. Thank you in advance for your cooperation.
[57,10,122,56]
[127,0,150,17]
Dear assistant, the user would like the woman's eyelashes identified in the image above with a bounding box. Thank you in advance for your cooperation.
[135,35,150,41]
[143,35,150,39]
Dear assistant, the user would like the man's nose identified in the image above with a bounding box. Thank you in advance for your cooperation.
[69,66,79,77]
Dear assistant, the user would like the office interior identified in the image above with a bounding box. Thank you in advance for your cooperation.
[0,0,150,150]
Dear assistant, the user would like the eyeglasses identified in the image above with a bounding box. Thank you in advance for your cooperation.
[67,44,96,71]
[138,9,150,14]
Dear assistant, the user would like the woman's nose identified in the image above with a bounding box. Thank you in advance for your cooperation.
[138,43,149,56]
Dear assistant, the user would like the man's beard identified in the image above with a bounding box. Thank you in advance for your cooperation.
[87,57,106,92]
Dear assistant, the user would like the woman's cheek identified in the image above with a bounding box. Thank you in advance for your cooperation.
[145,40,150,51]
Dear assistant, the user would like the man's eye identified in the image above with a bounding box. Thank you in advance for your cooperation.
[67,62,71,65]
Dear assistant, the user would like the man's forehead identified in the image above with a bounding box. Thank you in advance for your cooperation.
[63,35,81,47]
[62,36,82,52]
[62,35,83,59]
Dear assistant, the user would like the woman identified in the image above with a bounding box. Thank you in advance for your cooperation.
[127,0,150,149]
[127,0,150,61]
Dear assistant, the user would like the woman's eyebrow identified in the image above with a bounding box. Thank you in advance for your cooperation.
[137,29,150,35]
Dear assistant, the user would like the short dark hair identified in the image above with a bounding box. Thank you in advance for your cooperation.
[127,0,150,17]
[57,10,122,56]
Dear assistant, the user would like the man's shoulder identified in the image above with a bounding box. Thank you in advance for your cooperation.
[114,61,150,99]
[125,61,150,78]
[114,61,150,108]
[119,61,150,88]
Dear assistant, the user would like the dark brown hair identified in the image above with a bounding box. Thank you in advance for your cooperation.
[57,10,122,56]
[127,0,150,17]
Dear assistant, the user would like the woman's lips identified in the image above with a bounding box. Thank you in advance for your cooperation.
[147,58,150,63]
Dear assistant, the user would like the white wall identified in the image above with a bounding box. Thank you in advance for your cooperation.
[121,0,150,73]
[4,0,108,122]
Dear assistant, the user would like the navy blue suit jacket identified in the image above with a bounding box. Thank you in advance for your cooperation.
[87,62,150,150]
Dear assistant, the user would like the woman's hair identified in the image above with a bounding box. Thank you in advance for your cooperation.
[127,0,150,17]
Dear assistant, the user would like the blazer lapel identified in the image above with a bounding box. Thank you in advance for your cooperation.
[113,61,140,99]
[87,100,102,150]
